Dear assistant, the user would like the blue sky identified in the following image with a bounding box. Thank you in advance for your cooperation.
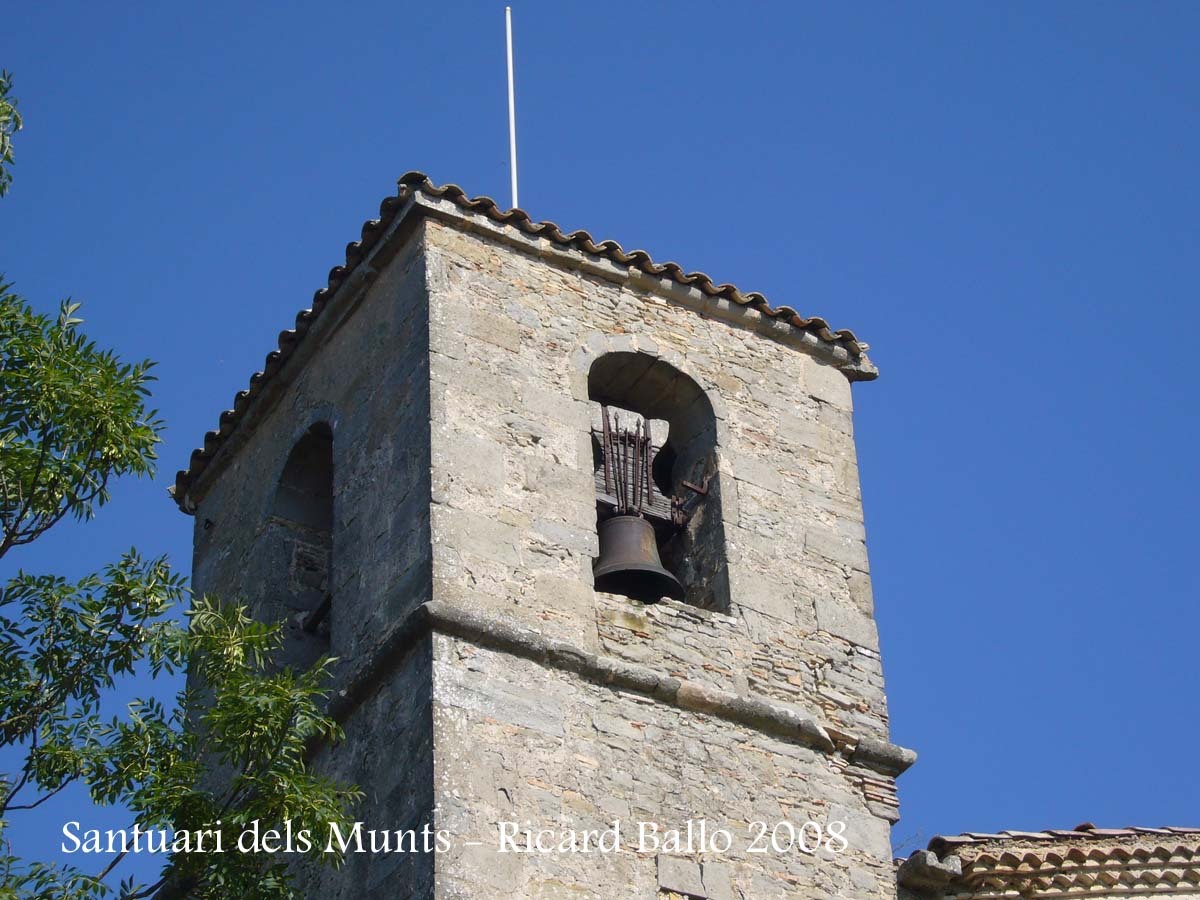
[2,0,1198,880]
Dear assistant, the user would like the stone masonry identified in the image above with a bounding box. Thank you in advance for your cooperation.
[177,176,916,898]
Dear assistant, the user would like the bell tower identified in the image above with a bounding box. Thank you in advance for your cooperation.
[175,173,915,899]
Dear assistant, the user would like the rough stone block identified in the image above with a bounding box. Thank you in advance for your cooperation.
[848,570,875,615]
[658,855,705,897]
[805,523,870,572]
[701,860,734,900]
[531,518,598,557]
[732,454,785,495]
[805,358,854,410]
[431,505,522,567]
[434,429,506,495]
[436,654,567,738]
[815,596,879,650]
[466,308,521,353]
[727,564,800,624]
[829,803,893,865]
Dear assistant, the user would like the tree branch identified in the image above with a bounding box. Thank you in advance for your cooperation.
[4,779,68,811]
[127,876,168,899]
[95,847,129,882]
[0,726,38,815]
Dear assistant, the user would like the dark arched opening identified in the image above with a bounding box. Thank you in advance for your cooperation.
[588,353,729,611]
[270,422,334,663]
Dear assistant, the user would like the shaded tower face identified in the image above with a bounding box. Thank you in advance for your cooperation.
[177,176,914,900]
[269,422,334,668]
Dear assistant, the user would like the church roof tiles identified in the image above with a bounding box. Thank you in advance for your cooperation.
[930,824,1200,854]
[901,825,1200,898]
[171,172,871,509]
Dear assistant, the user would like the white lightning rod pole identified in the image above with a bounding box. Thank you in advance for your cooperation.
[505,6,519,209]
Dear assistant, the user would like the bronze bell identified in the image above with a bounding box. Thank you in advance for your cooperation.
[593,515,684,603]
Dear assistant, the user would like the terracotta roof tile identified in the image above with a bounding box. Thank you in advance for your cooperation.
[170,172,872,510]
[930,825,1200,855]
[901,826,1200,897]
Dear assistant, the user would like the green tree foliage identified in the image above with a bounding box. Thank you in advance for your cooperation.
[0,77,359,899]
[0,71,20,197]
[0,292,160,557]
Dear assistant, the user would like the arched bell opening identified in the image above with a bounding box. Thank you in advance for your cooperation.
[588,352,730,611]
[269,421,334,666]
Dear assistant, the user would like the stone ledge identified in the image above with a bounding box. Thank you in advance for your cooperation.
[323,600,917,778]
[896,850,963,894]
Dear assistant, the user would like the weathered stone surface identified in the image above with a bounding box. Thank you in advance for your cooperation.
[658,855,704,896]
[806,523,871,573]
[701,860,734,900]
[896,849,962,891]
[816,595,881,650]
[185,209,908,898]
[433,639,898,898]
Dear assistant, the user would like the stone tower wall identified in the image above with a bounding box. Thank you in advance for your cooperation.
[424,217,888,742]
[190,228,432,659]
[422,218,900,898]
[188,227,438,896]
[185,203,910,899]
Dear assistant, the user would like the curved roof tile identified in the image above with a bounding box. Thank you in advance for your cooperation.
[170,172,871,510]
